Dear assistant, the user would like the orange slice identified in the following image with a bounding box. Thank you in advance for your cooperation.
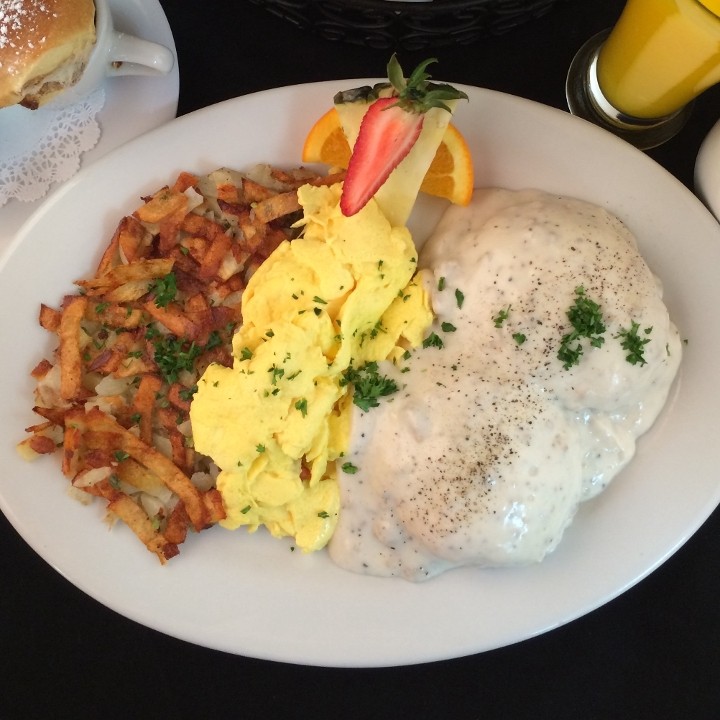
[302,107,474,206]
[302,108,353,169]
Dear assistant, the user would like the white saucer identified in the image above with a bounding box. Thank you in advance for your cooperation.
[0,0,179,246]
[695,117,720,221]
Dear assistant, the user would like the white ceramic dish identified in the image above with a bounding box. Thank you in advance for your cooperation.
[695,117,720,220]
[0,0,179,246]
[1,82,719,668]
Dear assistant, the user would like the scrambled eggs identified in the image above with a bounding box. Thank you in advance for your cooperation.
[190,183,433,551]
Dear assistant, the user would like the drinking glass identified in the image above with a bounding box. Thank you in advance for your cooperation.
[566,0,720,149]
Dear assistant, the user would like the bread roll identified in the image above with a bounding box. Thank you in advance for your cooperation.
[0,0,96,109]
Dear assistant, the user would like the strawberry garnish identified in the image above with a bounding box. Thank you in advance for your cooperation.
[339,55,468,218]
[340,97,423,217]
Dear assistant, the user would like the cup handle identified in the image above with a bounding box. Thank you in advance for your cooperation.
[108,31,175,77]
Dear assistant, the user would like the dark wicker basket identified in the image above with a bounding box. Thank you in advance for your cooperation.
[250,0,566,50]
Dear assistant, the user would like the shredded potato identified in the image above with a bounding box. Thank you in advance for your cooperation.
[19,164,339,563]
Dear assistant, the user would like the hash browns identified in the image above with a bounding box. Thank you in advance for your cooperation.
[18,164,337,563]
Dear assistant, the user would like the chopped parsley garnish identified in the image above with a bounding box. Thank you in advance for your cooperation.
[455,289,465,308]
[240,505,252,514]
[557,338,583,369]
[150,326,233,385]
[317,511,330,519]
[369,321,385,339]
[153,336,203,384]
[256,444,266,453]
[205,330,223,351]
[341,462,359,474]
[422,332,444,349]
[295,398,308,416]
[149,272,178,308]
[615,322,652,366]
[557,287,606,369]
[340,362,398,412]
[493,306,511,328]
[566,286,606,339]
[178,384,198,402]
[437,276,446,291]
[240,346,253,360]
[513,333,526,345]
[113,450,130,463]
[441,322,457,333]
[268,365,285,385]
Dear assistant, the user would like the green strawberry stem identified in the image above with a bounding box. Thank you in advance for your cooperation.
[386,55,468,114]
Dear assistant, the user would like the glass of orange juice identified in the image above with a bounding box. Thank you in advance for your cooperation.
[566,0,720,149]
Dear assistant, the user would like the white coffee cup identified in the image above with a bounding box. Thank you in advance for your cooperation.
[49,0,175,107]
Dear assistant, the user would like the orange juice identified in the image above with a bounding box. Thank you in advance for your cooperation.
[597,0,720,118]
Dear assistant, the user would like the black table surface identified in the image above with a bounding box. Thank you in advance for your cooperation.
[2,2,720,718]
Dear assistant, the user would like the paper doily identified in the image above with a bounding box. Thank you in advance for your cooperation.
[0,88,106,207]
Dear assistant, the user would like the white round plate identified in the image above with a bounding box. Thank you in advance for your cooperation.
[695,117,720,220]
[1,82,719,668]
[0,0,179,245]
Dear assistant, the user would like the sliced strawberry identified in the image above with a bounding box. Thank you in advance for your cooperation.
[338,55,468,218]
[340,97,424,218]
